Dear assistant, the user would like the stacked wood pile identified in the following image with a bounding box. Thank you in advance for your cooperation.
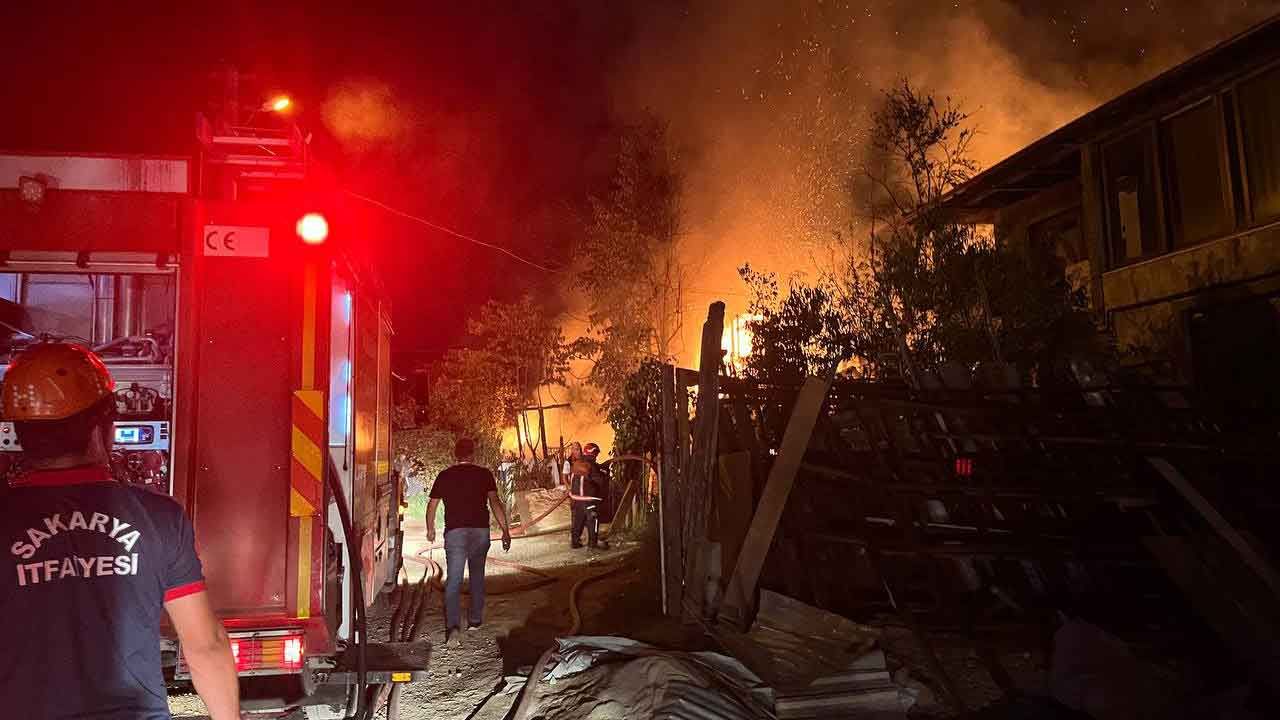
[654,303,1280,713]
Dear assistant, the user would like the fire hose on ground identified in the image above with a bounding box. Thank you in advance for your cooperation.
[371,467,648,717]
[509,562,632,720]
[352,480,632,715]
[387,552,444,643]
[392,543,632,720]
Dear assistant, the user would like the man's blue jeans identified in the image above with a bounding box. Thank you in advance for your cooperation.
[443,527,491,630]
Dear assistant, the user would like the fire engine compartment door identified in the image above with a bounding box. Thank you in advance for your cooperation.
[190,247,291,616]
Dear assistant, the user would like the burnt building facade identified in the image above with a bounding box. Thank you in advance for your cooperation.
[939,16,1280,406]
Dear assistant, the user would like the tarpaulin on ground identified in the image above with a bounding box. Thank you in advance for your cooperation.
[513,635,774,720]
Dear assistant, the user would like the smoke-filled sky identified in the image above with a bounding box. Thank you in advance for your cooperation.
[608,0,1280,363]
[3,0,1278,364]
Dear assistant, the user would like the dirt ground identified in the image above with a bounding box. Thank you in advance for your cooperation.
[170,515,690,720]
[166,516,1140,719]
[166,517,1044,719]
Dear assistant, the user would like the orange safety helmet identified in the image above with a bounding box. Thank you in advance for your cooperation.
[2,342,115,421]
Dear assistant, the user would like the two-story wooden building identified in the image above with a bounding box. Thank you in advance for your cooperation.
[938,15,1280,406]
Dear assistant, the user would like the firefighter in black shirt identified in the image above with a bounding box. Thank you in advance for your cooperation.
[0,342,239,719]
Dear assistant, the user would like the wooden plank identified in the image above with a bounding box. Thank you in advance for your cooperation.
[1144,535,1280,693]
[659,363,683,617]
[607,475,638,534]
[516,402,571,412]
[1147,456,1280,600]
[677,384,691,474]
[536,402,549,460]
[1079,143,1106,317]
[717,451,754,583]
[683,301,726,621]
[732,393,764,460]
[719,374,833,629]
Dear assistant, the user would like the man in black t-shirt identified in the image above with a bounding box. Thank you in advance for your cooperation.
[0,342,239,719]
[426,438,511,645]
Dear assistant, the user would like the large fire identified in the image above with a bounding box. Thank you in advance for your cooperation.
[722,313,761,372]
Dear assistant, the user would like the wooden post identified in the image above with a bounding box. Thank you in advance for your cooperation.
[719,373,833,629]
[659,363,683,617]
[717,451,754,585]
[682,302,725,621]
[1080,144,1107,318]
[536,402,549,461]
[520,410,537,460]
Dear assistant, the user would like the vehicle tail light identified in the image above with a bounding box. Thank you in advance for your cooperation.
[179,632,304,677]
[284,637,303,666]
[954,457,975,478]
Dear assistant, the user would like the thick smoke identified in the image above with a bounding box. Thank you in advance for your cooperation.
[609,0,1280,366]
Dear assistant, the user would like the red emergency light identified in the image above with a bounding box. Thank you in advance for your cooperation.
[954,457,975,478]
[296,213,329,245]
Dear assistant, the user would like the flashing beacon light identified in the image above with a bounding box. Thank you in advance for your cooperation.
[296,213,329,245]
[267,96,292,112]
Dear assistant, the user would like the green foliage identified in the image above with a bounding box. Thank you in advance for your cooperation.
[394,426,464,485]
[428,294,572,455]
[739,265,855,382]
[867,81,979,206]
[395,425,501,528]
[429,349,511,443]
[608,360,665,455]
[577,117,685,412]
[464,294,575,403]
[742,80,1106,384]
[982,240,1114,383]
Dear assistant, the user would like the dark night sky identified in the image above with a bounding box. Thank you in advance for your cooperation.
[0,2,630,359]
[3,1,1278,363]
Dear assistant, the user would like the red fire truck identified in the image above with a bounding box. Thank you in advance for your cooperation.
[1,112,422,717]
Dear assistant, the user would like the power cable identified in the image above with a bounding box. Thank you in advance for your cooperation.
[348,191,759,303]
[345,191,563,274]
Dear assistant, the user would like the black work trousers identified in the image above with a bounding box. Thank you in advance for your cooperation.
[571,500,599,547]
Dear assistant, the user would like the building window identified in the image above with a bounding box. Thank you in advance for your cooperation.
[1029,209,1086,265]
[1160,100,1232,248]
[1103,132,1161,266]
[1237,65,1280,223]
